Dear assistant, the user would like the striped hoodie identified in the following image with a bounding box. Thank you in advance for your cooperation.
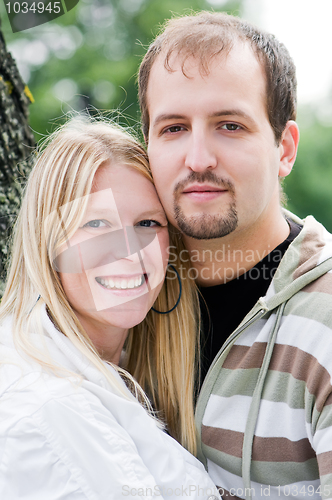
[195,212,332,500]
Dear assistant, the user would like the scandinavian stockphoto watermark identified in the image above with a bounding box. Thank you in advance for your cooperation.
[3,0,79,33]
[44,185,302,310]
[167,243,301,283]
[122,484,219,498]
[122,484,331,498]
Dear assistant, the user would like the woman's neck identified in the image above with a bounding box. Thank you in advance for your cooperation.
[73,312,128,365]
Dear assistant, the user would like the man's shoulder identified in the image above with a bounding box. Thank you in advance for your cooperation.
[283,209,332,248]
[272,210,332,296]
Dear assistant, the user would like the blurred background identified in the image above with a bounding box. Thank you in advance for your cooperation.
[0,0,332,230]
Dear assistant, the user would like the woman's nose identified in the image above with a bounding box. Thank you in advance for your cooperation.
[124,226,157,261]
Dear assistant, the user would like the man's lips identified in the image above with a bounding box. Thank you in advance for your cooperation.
[181,184,228,202]
[182,184,226,193]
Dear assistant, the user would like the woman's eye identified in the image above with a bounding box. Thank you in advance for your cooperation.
[221,123,241,131]
[83,219,107,229]
[137,220,161,228]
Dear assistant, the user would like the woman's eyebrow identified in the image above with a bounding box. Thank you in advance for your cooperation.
[83,207,119,217]
[86,207,115,213]
[138,209,167,219]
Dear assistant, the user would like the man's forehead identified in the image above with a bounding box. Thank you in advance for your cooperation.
[146,40,266,110]
[151,40,259,77]
[146,41,268,120]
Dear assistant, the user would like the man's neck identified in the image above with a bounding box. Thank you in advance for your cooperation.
[183,212,290,286]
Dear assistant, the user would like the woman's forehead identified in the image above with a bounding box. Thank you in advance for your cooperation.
[90,164,160,205]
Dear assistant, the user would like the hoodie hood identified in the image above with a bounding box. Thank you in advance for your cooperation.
[244,211,332,320]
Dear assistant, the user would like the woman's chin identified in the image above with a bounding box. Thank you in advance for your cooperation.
[97,304,152,330]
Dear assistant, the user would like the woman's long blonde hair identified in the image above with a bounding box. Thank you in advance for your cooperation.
[0,116,200,454]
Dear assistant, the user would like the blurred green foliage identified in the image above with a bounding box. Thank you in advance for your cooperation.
[0,0,242,137]
[0,0,331,231]
[284,106,332,231]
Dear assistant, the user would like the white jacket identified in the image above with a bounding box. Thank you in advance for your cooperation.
[0,305,219,500]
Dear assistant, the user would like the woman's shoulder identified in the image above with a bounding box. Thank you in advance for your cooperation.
[0,346,88,432]
[0,309,125,429]
[0,371,150,500]
[0,324,128,439]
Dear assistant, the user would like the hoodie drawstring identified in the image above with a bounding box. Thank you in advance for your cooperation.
[242,301,287,500]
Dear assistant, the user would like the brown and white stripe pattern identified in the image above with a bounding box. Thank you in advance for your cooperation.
[197,214,332,499]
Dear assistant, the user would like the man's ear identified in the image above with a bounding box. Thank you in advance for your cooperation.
[278,120,300,178]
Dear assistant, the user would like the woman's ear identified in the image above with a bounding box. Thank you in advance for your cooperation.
[278,120,300,178]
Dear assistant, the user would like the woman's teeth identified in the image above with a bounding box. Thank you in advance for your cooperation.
[95,275,145,290]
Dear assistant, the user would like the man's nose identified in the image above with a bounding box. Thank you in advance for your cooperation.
[184,130,217,172]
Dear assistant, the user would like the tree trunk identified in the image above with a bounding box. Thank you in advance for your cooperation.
[0,17,35,293]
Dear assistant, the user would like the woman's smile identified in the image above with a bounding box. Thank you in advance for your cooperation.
[95,273,146,290]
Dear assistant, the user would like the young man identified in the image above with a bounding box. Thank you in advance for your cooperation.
[138,11,332,500]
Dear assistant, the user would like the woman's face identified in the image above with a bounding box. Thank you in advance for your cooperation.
[57,163,169,338]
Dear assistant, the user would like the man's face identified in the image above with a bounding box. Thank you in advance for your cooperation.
[147,42,286,240]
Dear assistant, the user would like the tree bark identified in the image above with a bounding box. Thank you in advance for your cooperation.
[0,16,35,293]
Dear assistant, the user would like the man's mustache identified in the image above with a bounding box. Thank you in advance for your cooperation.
[173,171,235,197]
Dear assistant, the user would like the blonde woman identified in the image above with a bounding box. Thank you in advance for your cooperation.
[0,118,220,499]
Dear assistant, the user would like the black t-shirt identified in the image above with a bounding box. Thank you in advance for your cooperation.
[199,219,302,385]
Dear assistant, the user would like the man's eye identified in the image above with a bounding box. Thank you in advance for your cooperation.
[137,220,161,228]
[164,125,184,134]
[83,220,107,229]
[221,123,241,131]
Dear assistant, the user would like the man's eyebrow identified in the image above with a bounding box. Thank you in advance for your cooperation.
[151,110,257,128]
[210,109,256,125]
[151,114,187,128]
